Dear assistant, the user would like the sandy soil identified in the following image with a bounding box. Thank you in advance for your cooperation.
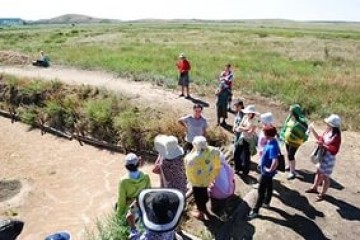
[1,65,360,240]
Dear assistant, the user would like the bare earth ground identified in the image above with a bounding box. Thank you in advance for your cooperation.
[1,65,360,240]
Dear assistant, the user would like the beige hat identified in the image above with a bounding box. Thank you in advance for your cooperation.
[154,135,184,160]
[324,114,341,128]
[178,53,186,58]
[260,112,274,125]
[192,136,208,151]
[242,105,258,114]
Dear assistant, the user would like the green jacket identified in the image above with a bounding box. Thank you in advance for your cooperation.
[117,171,151,216]
[280,104,309,148]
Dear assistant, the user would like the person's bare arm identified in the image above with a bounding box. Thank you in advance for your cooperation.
[178,118,186,128]
[309,123,320,140]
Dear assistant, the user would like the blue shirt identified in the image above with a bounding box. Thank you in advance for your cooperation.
[260,139,280,177]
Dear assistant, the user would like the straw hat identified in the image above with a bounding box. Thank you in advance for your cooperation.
[154,135,184,160]
[324,114,341,128]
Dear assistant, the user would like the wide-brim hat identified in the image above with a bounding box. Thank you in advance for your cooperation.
[260,112,274,125]
[242,104,258,114]
[154,135,184,160]
[137,188,185,233]
[324,114,341,128]
[45,231,71,240]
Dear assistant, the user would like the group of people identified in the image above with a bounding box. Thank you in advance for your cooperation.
[4,54,342,239]
[116,93,342,238]
[116,123,235,239]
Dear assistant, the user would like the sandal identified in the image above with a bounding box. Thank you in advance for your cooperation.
[316,194,325,202]
[305,188,319,194]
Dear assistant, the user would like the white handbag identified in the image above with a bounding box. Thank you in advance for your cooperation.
[310,145,325,164]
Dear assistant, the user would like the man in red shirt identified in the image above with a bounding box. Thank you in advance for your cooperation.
[177,53,191,99]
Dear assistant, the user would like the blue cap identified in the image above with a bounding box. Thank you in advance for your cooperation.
[45,231,71,240]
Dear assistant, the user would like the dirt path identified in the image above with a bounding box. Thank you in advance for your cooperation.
[1,65,360,239]
[0,117,160,240]
[0,65,195,115]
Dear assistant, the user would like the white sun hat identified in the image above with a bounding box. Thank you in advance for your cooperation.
[192,136,208,151]
[260,112,274,125]
[324,114,341,128]
[242,105,259,114]
[154,135,184,160]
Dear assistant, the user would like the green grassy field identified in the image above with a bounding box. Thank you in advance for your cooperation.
[1,22,359,129]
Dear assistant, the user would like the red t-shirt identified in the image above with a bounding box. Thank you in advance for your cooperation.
[177,59,191,73]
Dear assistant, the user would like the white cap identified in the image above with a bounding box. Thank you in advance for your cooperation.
[125,153,139,166]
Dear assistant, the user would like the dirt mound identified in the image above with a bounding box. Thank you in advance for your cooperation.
[0,180,22,202]
[0,51,30,65]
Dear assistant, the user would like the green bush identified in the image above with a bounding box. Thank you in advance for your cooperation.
[86,215,129,240]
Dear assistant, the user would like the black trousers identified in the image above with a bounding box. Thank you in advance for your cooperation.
[234,140,250,173]
[192,187,209,213]
[285,144,298,161]
[253,175,273,213]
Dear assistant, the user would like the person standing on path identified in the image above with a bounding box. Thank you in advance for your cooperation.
[305,114,342,201]
[248,126,279,219]
[219,64,234,110]
[178,104,208,153]
[176,53,191,98]
[184,136,221,220]
[215,80,231,126]
[233,105,260,175]
[280,104,309,180]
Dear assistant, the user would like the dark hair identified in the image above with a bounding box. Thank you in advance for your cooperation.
[125,163,139,172]
[226,64,231,68]
[193,104,203,110]
[331,127,341,138]
[263,126,277,138]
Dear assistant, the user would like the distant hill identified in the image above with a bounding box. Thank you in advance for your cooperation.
[30,14,121,24]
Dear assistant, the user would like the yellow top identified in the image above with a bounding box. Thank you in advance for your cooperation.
[185,146,221,187]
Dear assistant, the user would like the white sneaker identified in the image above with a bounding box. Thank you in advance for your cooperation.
[287,172,296,180]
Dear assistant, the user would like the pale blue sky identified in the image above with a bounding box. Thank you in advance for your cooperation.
[1,0,359,21]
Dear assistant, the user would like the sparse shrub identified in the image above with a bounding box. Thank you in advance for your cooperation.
[19,105,39,127]
[258,32,268,38]
[44,99,68,130]
[206,126,229,147]
[85,214,129,240]
[84,98,116,142]
[113,108,143,150]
